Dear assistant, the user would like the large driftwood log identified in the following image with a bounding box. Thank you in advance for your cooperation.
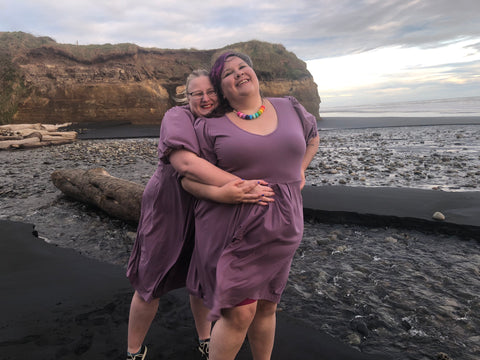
[0,123,77,150]
[51,168,144,223]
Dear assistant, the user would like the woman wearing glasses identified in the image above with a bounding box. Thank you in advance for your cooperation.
[126,70,273,360]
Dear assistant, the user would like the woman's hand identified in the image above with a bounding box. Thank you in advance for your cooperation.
[300,170,306,190]
[217,179,274,205]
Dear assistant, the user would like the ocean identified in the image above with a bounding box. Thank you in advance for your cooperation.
[310,96,480,192]
[318,96,480,129]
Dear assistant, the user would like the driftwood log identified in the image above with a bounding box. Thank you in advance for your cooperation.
[0,123,77,150]
[51,168,144,223]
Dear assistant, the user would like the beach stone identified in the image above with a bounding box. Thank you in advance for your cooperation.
[385,236,398,244]
[346,332,362,346]
[349,317,369,337]
[125,231,137,243]
[327,233,338,241]
[432,211,446,221]
[436,352,452,360]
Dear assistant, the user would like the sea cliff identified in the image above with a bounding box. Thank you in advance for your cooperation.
[0,32,320,125]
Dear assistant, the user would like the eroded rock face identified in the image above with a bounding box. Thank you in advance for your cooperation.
[1,32,321,125]
[261,79,320,112]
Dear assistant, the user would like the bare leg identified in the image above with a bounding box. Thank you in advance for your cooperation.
[189,295,212,340]
[247,300,277,360]
[209,302,257,360]
[127,291,159,354]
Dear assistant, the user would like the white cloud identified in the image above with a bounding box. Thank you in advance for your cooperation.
[308,38,480,106]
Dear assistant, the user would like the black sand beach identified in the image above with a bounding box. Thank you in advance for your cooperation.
[0,219,387,360]
[1,119,479,359]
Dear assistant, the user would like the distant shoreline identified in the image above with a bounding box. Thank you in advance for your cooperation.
[65,115,480,140]
[59,116,480,140]
[318,115,480,129]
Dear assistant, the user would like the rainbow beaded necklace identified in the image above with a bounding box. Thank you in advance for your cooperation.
[234,104,266,120]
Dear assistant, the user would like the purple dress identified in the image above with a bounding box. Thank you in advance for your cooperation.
[187,97,318,320]
[126,106,200,302]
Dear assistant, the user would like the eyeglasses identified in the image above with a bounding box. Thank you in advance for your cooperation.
[188,90,217,99]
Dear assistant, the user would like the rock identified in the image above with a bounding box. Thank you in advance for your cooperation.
[401,318,412,331]
[350,317,369,337]
[436,352,452,360]
[432,211,446,221]
[385,236,398,244]
[1,33,320,125]
[346,332,362,346]
[328,233,338,241]
[125,231,137,243]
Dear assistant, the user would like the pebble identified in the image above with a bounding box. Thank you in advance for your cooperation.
[436,353,452,360]
[385,236,398,243]
[432,211,446,221]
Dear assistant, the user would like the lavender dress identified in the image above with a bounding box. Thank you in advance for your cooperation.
[187,97,318,320]
[127,106,200,302]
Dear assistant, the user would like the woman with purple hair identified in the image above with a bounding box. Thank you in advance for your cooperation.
[176,52,319,359]
[126,69,273,360]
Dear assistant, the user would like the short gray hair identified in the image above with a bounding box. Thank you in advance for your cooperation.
[175,69,210,104]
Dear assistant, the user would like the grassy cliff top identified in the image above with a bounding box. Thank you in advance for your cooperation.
[0,31,311,80]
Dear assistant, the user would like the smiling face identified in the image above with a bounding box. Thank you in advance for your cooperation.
[220,56,259,103]
[187,75,219,117]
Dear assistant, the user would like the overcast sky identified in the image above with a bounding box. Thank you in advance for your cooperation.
[1,0,479,108]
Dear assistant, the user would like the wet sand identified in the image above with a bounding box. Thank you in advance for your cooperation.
[0,219,386,360]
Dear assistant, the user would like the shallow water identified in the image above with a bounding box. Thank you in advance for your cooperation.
[286,220,480,360]
[319,96,480,118]
[307,124,480,192]
[1,125,480,359]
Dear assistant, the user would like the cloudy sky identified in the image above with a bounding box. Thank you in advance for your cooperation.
[1,0,479,109]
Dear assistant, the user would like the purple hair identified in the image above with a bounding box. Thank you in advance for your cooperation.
[209,51,253,100]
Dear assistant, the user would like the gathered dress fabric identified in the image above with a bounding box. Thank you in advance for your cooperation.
[187,97,318,320]
[127,106,200,302]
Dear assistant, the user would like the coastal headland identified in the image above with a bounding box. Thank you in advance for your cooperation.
[0,31,320,126]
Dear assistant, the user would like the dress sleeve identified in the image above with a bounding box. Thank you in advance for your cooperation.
[159,106,200,164]
[193,117,218,165]
[288,96,319,143]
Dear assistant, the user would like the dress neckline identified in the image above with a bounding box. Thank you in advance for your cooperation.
[224,98,279,137]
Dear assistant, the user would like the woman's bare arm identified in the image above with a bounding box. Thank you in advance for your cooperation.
[170,149,274,203]
[181,177,274,205]
[300,134,320,189]
[170,149,237,186]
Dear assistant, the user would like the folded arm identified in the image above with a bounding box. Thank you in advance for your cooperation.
[181,178,274,205]
[170,149,236,186]
[169,149,274,204]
